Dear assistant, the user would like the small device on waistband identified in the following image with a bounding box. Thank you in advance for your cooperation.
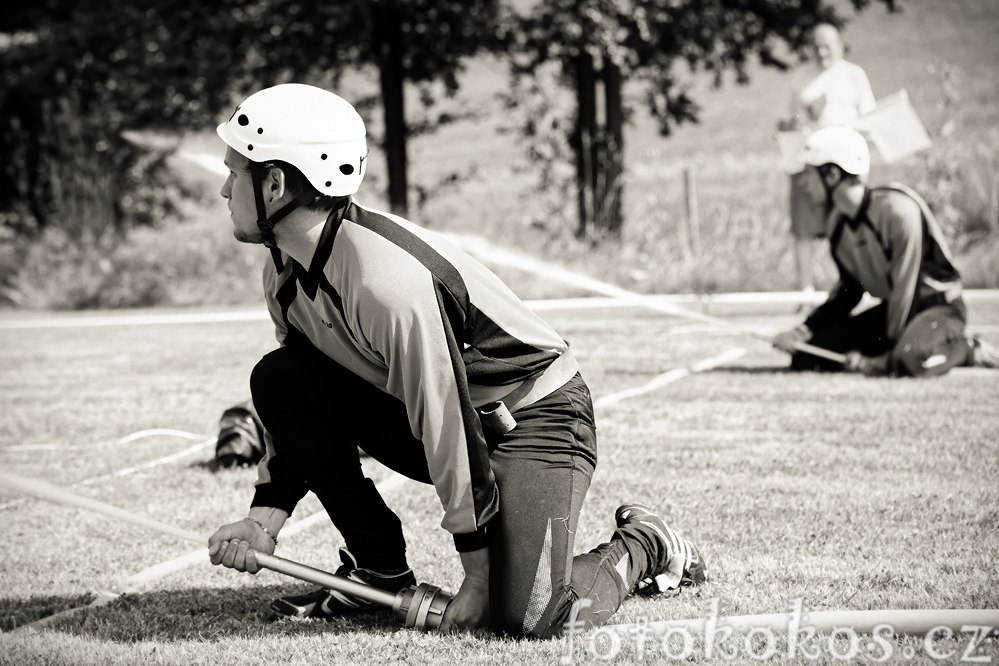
[477,401,517,435]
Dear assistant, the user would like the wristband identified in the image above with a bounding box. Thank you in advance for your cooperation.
[245,516,278,546]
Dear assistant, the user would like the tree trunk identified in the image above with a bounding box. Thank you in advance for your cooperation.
[573,52,596,239]
[600,60,624,234]
[373,1,408,215]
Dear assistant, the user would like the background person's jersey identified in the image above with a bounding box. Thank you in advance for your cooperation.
[807,184,962,341]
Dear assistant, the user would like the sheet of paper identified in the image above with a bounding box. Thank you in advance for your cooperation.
[776,130,808,174]
[854,89,932,163]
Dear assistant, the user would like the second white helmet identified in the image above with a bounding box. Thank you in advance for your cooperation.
[799,126,870,176]
[217,83,367,196]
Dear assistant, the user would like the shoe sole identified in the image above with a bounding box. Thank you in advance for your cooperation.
[270,591,385,619]
[271,598,317,617]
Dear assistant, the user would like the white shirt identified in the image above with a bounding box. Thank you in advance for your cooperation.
[793,59,876,130]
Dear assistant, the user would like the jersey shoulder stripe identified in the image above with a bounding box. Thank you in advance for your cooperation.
[345,203,470,312]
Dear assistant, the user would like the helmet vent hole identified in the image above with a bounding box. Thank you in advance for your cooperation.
[247,145,253,151]
[325,181,332,188]
[339,164,354,175]
[238,114,249,126]
[321,154,327,160]
[257,128,263,134]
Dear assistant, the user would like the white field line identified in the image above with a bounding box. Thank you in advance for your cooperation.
[6,428,209,453]
[74,438,216,487]
[0,299,781,331]
[3,294,998,330]
[4,308,996,341]
[594,348,747,409]
[0,435,215,511]
[0,309,269,329]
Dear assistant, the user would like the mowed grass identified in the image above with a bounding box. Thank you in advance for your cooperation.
[0,296,997,665]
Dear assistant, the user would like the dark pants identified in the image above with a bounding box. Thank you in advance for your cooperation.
[792,298,971,376]
[250,345,657,637]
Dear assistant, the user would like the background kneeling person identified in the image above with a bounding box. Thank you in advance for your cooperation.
[772,126,998,377]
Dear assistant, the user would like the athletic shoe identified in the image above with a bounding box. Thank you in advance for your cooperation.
[615,503,706,595]
[271,548,415,618]
[969,335,999,369]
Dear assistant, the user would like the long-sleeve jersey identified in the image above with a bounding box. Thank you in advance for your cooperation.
[254,199,578,551]
[805,184,963,342]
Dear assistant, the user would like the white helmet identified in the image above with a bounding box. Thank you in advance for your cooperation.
[798,126,870,176]
[217,83,367,196]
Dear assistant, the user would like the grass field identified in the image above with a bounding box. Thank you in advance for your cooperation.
[1,288,997,664]
[1,2,997,663]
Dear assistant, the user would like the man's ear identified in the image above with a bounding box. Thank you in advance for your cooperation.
[264,166,287,202]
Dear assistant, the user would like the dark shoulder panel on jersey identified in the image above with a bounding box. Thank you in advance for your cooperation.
[343,202,559,386]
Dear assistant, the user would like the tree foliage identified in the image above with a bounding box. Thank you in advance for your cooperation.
[0,1,247,236]
[2,0,902,243]
[507,0,897,236]
[0,0,500,236]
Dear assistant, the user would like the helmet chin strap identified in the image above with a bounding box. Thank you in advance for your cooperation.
[817,164,840,212]
[249,163,321,271]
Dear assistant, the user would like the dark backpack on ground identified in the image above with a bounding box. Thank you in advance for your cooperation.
[215,403,266,468]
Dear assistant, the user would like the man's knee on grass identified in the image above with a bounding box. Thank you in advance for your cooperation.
[890,306,970,377]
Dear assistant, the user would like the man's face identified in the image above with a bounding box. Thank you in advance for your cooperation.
[801,165,828,205]
[812,25,844,69]
[220,147,263,244]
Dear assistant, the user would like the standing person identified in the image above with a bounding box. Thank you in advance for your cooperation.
[779,22,876,295]
[206,83,705,637]
[772,127,998,376]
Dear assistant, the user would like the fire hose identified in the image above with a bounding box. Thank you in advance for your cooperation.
[0,470,452,630]
[4,470,997,638]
